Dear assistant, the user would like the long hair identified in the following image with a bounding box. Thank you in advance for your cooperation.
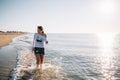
[37,26,44,34]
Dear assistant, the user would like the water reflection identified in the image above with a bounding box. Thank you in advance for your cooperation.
[97,33,116,79]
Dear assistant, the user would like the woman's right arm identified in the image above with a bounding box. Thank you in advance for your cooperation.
[32,33,36,53]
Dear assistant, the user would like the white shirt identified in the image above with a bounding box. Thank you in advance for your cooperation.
[32,33,47,48]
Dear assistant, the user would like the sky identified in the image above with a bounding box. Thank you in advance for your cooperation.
[0,0,120,33]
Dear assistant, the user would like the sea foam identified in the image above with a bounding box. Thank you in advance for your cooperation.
[9,34,66,80]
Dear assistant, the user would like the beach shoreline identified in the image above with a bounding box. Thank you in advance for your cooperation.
[0,33,27,80]
[0,33,27,47]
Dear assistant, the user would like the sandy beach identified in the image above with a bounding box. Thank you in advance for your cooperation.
[0,33,26,47]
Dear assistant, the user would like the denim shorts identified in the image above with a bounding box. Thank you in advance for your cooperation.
[34,47,45,55]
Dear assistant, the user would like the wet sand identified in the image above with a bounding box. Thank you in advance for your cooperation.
[0,45,17,80]
[0,33,26,47]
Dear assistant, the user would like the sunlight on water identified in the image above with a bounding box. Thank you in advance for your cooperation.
[9,33,120,80]
[97,33,116,57]
[97,33,116,79]
[98,33,115,51]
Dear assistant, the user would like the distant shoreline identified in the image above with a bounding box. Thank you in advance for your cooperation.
[0,33,27,47]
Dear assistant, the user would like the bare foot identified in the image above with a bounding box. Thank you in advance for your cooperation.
[39,64,43,73]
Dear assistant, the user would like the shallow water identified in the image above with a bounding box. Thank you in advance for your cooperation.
[9,33,120,80]
[0,45,17,80]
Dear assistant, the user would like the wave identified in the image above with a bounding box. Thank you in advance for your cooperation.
[9,34,66,80]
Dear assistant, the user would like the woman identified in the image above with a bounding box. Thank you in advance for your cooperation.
[32,26,48,70]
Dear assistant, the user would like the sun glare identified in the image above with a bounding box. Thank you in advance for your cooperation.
[97,33,115,54]
[98,33,114,48]
[97,33,116,79]
[98,1,116,15]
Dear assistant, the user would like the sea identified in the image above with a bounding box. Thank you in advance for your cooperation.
[8,33,120,80]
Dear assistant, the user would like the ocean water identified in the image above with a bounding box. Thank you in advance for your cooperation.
[9,33,120,80]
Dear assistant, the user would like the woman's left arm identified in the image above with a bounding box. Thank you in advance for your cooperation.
[44,33,48,44]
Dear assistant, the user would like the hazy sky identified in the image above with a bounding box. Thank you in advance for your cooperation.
[0,0,120,33]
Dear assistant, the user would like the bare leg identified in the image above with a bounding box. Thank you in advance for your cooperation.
[36,54,40,69]
[39,55,44,71]
[40,55,44,64]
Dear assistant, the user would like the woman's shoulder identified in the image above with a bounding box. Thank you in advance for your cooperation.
[34,33,39,37]
[34,33,47,37]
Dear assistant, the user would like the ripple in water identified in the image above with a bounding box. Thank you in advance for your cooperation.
[9,33,120,80]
